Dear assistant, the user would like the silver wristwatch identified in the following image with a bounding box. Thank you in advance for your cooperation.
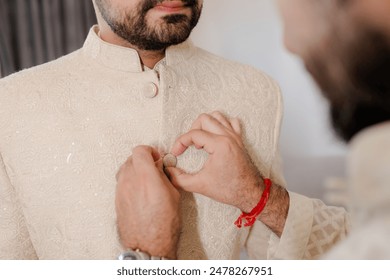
[118,249,168,260]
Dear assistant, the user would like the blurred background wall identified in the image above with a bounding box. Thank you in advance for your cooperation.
[0,0,96,77]
[0,0,347,203]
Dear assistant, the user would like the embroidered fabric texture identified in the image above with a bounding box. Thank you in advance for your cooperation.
[0,26,350,260]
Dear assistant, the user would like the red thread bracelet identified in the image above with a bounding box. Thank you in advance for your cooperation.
[234,178,272,228]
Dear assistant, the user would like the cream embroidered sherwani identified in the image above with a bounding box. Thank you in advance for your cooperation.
[324,122,390,259]
[0,26,349,259]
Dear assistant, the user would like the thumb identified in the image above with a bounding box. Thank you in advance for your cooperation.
[165,167,200,193]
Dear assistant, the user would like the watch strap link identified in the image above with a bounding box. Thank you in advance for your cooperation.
[118,249,168,260]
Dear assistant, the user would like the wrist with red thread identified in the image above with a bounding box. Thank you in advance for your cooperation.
[234,178,272,228]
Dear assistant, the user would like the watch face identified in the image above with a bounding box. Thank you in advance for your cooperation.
[119,251,139,260]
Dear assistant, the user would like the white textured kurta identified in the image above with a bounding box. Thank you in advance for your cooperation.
[324,122,390,259]
[0,26,349,259]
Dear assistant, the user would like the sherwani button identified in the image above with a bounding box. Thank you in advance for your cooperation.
[163,153,177,168]
[143,82,158,98]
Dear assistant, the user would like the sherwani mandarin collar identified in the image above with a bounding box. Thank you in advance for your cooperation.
[82,25,196,72]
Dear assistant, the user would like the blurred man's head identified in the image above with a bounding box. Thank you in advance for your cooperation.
[278,0,390,141]
[93,0,203,51]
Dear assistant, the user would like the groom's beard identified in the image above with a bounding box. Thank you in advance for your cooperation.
[95,0,202,51]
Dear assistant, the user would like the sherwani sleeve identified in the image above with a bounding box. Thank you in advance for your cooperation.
[245,149,351,259]
[0,153,37,259]
[244,77,351,259]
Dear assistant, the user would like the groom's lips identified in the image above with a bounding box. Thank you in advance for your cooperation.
[154,1,189,13]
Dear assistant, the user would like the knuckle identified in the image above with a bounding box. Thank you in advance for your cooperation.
[132,145,146,153]
[198,113,211,122]
[123,159,134,171]
[211,111,223,118]
[132,145,150,158]
[125,156,133,164]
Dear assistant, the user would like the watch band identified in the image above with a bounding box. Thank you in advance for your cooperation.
[118,249,168,260]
